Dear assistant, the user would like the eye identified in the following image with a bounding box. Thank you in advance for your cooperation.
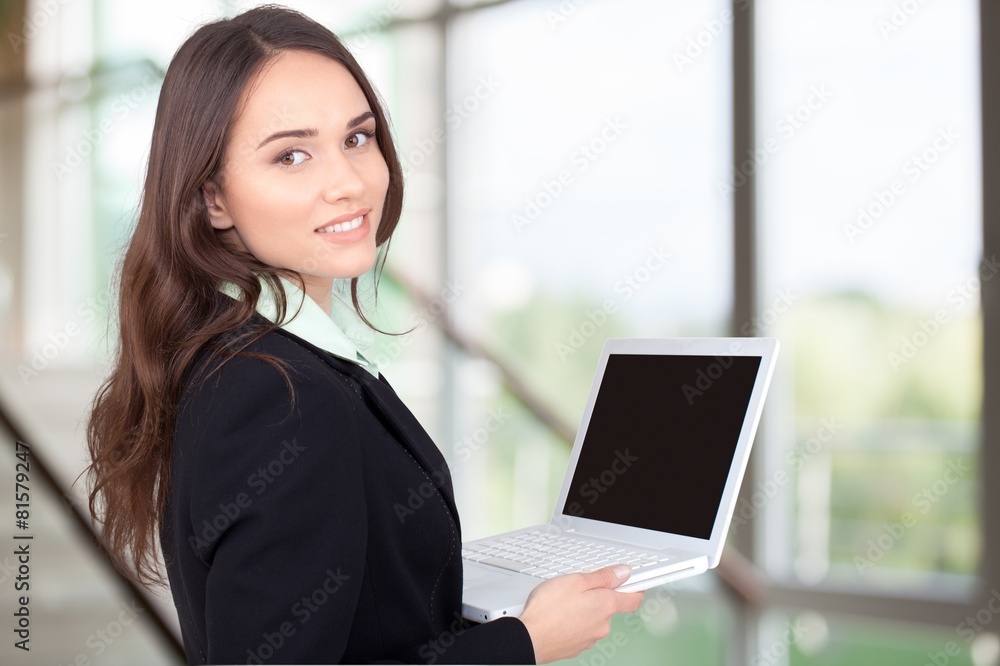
[345,130,375,149]
[276,149,308,167]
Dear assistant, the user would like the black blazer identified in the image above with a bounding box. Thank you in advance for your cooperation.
[160,320,536,664]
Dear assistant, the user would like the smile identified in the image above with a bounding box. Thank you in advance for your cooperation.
[316,216,364,234]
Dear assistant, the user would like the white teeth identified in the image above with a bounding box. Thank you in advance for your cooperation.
[317,216,363,233]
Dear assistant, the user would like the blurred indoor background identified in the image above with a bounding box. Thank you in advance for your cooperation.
[0,0,996,664]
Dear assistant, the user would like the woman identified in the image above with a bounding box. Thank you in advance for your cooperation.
[86,5,643,664]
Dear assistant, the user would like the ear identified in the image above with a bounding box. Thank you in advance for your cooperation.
[202,180,234,230]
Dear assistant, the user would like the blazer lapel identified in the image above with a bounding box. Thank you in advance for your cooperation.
[277,329,461,528]
[354,371,462,526]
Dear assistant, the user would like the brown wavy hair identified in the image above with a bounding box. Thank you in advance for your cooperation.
[85,5,404,588]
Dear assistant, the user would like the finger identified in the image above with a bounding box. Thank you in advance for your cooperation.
[578,564,632,589]
[617,589,646,613]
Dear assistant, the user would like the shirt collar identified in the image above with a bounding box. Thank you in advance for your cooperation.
[222,275,380,378]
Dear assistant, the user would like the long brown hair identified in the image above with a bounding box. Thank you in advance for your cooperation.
[86,4,404,588]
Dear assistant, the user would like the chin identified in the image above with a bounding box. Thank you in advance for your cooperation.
[327,254,379,280]
[298,241,374,278]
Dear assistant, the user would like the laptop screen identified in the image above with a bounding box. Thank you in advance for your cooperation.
[560,352,762,540]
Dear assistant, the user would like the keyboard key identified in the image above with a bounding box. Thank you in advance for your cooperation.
[464,532,673,581]
[480,556,536,573]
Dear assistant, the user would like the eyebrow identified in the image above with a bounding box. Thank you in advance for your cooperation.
[256,111,376,150]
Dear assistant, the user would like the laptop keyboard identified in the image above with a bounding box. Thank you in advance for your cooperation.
[462,529,673,580]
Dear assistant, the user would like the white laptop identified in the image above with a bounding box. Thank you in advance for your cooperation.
[461,337,779,622]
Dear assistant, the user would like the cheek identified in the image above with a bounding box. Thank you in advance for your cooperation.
[364,147,390,187]
[230,176,313,231]
[368,158,391,211]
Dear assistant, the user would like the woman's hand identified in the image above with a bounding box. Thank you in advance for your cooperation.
[517,564,645,664]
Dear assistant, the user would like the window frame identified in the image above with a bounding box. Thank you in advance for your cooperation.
[2,0,994,661]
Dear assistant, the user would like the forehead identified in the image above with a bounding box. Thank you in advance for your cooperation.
[231,50,371,140]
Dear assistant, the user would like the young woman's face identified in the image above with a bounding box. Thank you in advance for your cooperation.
[205,50,390,303]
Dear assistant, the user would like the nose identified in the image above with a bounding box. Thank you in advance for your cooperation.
[322,152,366,203]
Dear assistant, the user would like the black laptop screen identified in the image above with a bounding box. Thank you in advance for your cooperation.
[560,353,762,540]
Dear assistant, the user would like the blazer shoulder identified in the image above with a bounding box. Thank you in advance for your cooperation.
[175,321,362,434]
[184,316,350,383]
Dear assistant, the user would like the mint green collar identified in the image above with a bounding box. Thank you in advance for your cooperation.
[222,276,379,378]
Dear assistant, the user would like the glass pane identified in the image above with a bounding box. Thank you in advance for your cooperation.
[553,579,734,666]
[760,609,996,666]
[360,22,451,439]
[0,426,176,665]
[448,0,732,533]
[754,0,981,589]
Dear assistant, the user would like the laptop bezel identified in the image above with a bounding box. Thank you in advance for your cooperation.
[547,337,780,568]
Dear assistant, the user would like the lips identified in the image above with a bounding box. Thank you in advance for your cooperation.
[316,216,363,234]
[312,209,373,246]
[315,208,370,234]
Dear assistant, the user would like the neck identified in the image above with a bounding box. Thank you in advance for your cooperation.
[299,276,334,316]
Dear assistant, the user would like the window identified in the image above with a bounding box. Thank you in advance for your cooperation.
[445,0,732,538]
[0,0,991,663]
[755,0,982,590]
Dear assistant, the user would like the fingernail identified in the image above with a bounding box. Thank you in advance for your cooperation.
[612,564,631,580]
